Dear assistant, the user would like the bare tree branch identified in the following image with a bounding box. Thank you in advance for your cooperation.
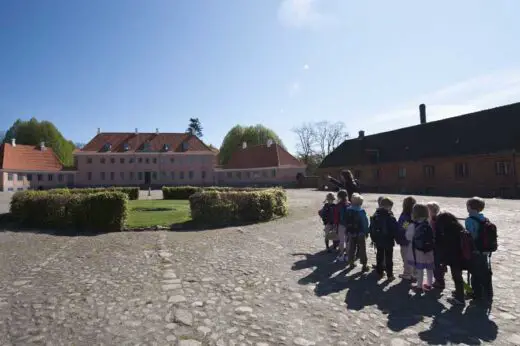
[314,121,348,158]
[292,123,317,163]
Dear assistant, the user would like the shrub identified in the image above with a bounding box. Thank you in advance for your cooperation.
[189,188,288,226]
[10,190,128,232]
[49,187,139,200]
[162,186,202,200]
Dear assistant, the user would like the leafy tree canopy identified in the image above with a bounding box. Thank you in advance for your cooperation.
[186,118,203,137]
[3,118,76,166]
[219,124,285,165]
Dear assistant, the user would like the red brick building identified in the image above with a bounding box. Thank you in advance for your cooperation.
[317,102,520,198]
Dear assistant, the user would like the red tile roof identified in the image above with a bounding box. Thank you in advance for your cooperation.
[0,143,64,171]
[225,143,305,169]
[81,132,212,153]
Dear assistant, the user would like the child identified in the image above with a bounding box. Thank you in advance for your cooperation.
[435,212,469,306]
[398,196,417,280]
[319,193,339,252]
[345,193,370,271]
[465,196,496,305]
[427,201,446,289]
[334,189,350,261]
[408,204,435,292]
[371,196,386,269]
[370,197,399,280]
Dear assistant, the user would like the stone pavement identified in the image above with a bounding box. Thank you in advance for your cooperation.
[0,189,519,345]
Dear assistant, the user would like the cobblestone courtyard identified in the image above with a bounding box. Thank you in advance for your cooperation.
[0,190,519,345]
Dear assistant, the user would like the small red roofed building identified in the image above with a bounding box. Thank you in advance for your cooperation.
[214,140,306,186]
[74,129,217,187]
[0,139,76,191]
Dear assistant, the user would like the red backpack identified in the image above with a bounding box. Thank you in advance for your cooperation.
[459,230,475,269]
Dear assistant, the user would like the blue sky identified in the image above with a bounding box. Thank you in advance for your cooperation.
[1,0,520,154]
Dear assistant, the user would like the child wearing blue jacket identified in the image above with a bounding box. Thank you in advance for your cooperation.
[344,193,370,271]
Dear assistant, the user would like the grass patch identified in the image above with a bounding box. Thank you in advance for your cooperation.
[126,199,191,229]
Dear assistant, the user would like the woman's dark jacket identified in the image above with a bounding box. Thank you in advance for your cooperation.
[328,176,360,201]
[439,221,464,268]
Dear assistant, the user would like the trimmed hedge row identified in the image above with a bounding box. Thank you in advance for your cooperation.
[49,187,139,200]
[162,186,274,200]
[189,188,288,226]
[10,190,128,232]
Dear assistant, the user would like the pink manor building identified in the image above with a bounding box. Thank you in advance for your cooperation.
[0,129,306,191]
[75,129,216,187]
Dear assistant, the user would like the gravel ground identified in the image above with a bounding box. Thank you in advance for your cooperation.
[0,189,519,345]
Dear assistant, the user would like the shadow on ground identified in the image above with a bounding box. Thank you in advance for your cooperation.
[292,250,498,345]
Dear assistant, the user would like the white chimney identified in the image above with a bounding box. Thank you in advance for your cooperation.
[11,138,16,147]
[242,142,247,149]
[156,128,159,134]
[267,139,273,147]
[97,127,101,134]
[40,141,46,151]
[135,128,138,134]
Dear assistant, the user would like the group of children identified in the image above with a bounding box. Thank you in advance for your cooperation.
[318,190,497,307]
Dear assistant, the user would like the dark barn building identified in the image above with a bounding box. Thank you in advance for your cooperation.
[317,102,520,198]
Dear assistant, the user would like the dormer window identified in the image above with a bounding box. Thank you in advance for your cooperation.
[103,143,112,152]
[163,144,170,152]
[123,143,130,151]
[143,141,151,151]
[181,142,189,152]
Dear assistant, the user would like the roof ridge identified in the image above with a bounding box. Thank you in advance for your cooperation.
[359,101,520,140]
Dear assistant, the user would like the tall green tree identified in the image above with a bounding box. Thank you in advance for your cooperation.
[219,124,285,165]
[3,118,76,166]
[186,118,203,137]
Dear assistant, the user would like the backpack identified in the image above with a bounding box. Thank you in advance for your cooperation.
[319,203,334,225]
[459,230,475,267]
[412,221,434,253]
[471,217,498,253]
[344,209,362,234]
[370,212,389,245]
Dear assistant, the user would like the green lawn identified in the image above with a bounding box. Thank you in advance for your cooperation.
[126,199,191,228]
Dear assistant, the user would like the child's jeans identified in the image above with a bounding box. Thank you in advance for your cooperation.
[400,246,414,278]
[417,269,434,286]
[376,246,393,277]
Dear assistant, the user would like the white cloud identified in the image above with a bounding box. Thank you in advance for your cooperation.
[277,0,327,28]
[288,82,301,97]
[303,64,309,70]
[360,68,520,135]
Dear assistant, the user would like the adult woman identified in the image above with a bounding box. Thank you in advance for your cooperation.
[328,170,360,201]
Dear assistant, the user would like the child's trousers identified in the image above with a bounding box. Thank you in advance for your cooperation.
[400,246,415,278]
[347,234,367,266]
[417,269,434,286]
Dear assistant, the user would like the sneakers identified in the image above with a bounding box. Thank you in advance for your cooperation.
[422,284,433,291]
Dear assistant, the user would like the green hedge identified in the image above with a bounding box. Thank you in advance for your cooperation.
[162,186,276,200]
[188,188,288,226]
[10,190,128,232]
[49,187,139,200]
[162,186,202,200]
